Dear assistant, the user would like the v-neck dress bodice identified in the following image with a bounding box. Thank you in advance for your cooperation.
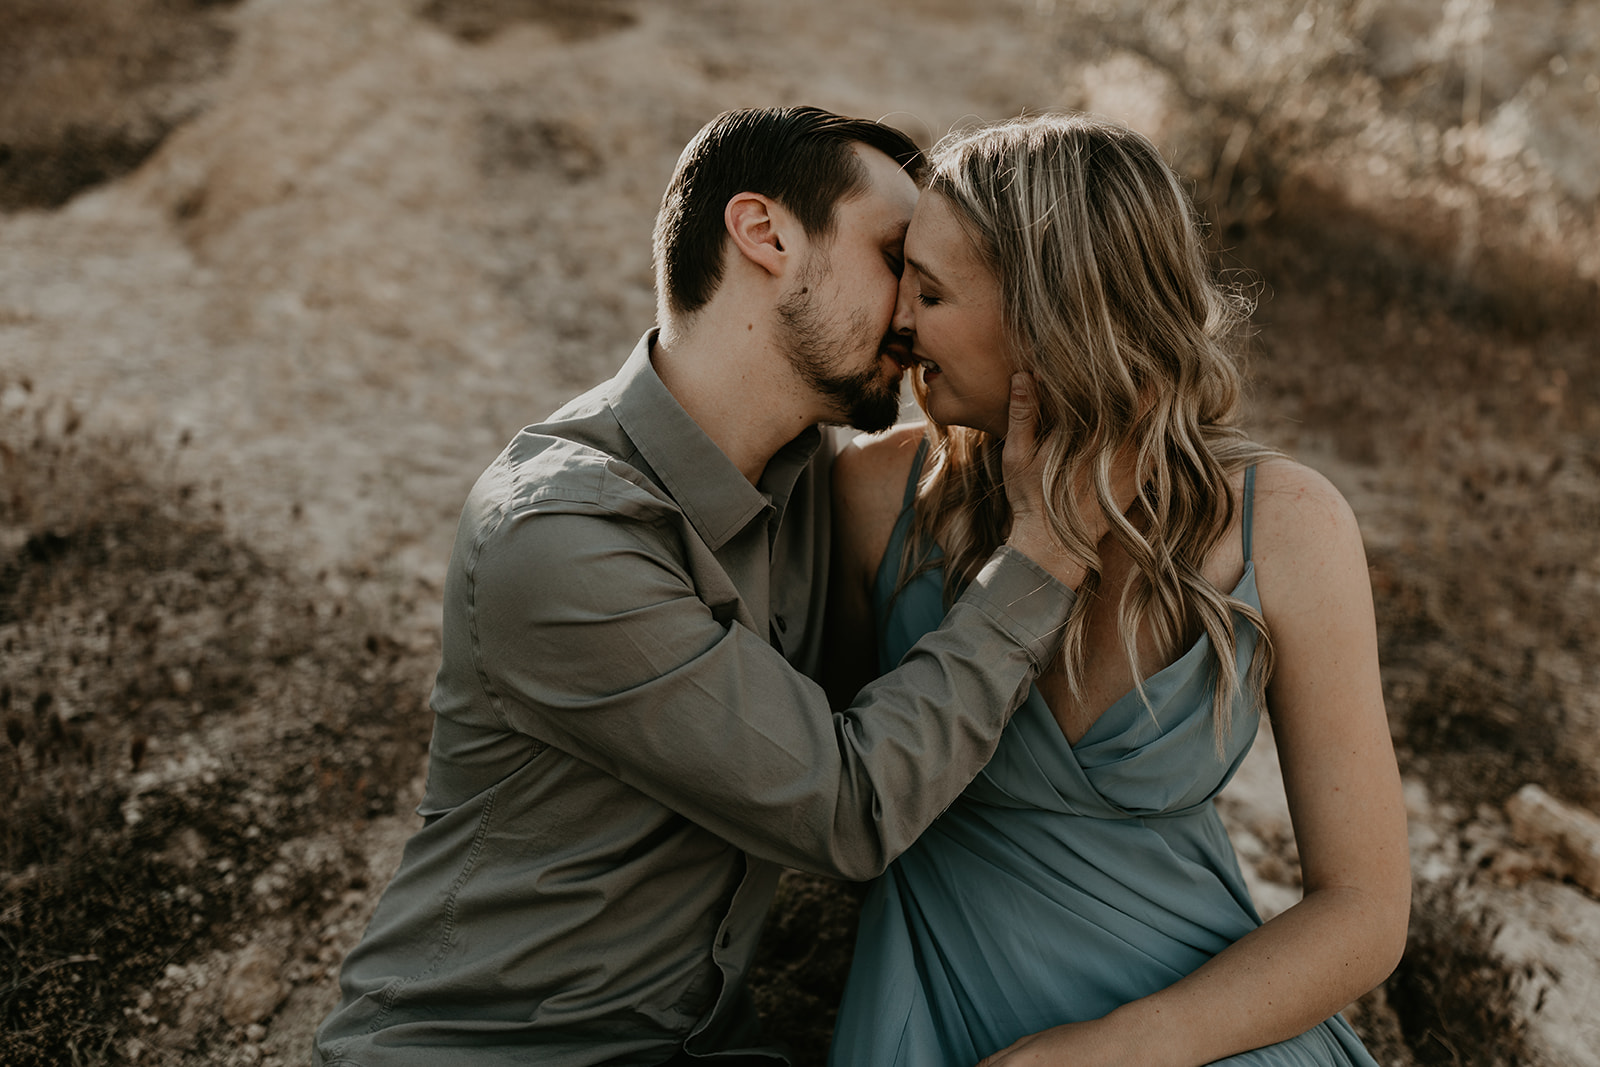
[827,447,1379,1066]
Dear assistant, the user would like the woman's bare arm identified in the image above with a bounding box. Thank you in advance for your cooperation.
[981,457,1411,1067]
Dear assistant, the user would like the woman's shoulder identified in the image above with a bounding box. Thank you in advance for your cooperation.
[832,422,931,582]
[834,422,930,502]
[1245,455,1368,608]
[1248,456,1360,542]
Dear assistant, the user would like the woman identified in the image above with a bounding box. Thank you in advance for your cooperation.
[823,113,1410,1066]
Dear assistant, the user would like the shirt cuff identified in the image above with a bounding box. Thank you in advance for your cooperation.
[959,546,1077,669]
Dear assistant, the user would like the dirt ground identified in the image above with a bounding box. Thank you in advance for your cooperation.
[3,1,1599,1065]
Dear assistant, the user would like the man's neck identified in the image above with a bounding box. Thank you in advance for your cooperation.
[652,322,822,486]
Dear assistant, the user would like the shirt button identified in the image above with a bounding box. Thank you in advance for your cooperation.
[772,614,787,634]
[718,929,731,949]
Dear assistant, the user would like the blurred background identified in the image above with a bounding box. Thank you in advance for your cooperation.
[2,1,1597,1064]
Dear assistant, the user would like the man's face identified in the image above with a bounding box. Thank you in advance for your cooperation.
[775,145,920,433]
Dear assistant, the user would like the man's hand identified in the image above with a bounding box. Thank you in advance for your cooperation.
[1001,374,1088,588]
[1001,374,1139,591]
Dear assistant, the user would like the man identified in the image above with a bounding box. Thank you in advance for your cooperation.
[314,106,1088,1066]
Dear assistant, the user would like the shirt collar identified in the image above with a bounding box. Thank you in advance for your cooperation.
[610,330,822,551]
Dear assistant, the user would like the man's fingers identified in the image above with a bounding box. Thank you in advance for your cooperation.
[1006,372,1035,445]
[1003,373,1038,488]
[1000,373,1093,588]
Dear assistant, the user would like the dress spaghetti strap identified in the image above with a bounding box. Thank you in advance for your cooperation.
[1241,464,1257,565]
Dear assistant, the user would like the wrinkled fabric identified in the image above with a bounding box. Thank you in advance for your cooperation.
[314,334,1079,1067]
[830,456,1379,1067]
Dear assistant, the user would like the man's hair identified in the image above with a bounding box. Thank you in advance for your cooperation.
[652,106,924,322]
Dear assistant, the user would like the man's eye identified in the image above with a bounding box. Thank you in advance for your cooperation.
[886,254,905,277]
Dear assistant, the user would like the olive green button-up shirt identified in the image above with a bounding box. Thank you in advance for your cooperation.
[314,332,1074,1066]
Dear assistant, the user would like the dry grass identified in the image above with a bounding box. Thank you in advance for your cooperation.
[1229,205,1600,817]
[1386,886,1533,1067]
[0,407,433,1066]
[418,0,637,43]
[0,0,239,211]
[4,1,1599,1064]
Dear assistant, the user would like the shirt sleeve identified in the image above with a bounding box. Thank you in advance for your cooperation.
[468,492,1072,881]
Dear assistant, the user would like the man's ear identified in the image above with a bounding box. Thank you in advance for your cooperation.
[725,192,791,278]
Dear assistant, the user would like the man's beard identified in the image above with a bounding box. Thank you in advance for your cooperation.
[775,272,902,434]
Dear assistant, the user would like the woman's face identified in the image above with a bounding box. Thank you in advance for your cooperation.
[894,191,1013,437]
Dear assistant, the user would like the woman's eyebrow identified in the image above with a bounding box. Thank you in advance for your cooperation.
[906,257,945,288]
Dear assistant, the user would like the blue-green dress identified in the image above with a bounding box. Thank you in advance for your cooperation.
[827,449,1378,1066]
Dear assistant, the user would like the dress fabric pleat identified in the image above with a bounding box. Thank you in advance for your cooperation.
[828,450,1380,1066]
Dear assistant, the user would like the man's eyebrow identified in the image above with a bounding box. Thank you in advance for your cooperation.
[906,256,944,287]
[877,219,910,245]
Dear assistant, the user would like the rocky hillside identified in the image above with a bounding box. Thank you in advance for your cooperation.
[2,1,1597,1064]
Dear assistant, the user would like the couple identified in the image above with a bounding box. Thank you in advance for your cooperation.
[314,106,1409,1066]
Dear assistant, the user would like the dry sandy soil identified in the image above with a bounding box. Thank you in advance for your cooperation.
[2,1,1599,1064]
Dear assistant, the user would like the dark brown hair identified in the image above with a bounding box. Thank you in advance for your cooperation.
[652,106,923,322]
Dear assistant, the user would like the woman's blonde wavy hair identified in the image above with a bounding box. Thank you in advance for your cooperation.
[908,112,1279,749]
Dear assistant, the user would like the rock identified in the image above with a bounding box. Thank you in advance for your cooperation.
[221,944,288,1028]
[4,1,1599,1064]
[1484,845,1545,887]
[1505,782,1600,897]
[1480,879,1600,1067]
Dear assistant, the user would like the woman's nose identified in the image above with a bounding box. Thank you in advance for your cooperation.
[892,278,916,336]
